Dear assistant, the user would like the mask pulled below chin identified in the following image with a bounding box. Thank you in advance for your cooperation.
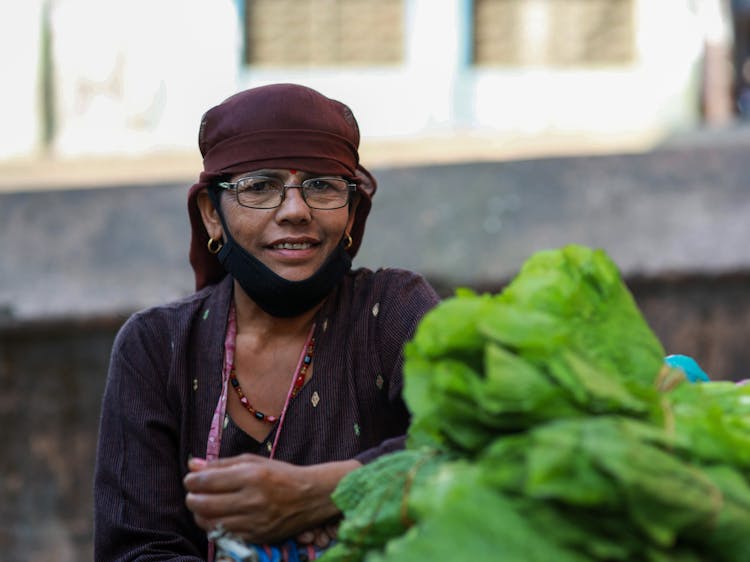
[216,234,352,317]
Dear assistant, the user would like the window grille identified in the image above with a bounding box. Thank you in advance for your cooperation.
[473,0,635,67]
[244,0,403,66]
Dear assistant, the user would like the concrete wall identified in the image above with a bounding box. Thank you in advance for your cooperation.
[0,317,121,561]
[4,127,750,322]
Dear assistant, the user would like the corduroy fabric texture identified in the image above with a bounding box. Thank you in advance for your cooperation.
[93,267,439,561]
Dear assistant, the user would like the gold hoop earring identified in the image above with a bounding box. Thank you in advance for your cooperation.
[343,234,353,250]
[207,237,223,254]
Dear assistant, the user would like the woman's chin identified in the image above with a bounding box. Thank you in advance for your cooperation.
[270,265,318,282]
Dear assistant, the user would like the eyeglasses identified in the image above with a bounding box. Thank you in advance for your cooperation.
[216,176,356,210]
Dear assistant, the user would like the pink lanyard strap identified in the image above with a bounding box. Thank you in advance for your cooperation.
[204,303,316,561]
[205,304,237,562]
[206,303,315,461]
[205,303,316,461]
[205,303,238,462]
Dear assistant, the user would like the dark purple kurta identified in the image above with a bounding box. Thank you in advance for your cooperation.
[94,268,439,561]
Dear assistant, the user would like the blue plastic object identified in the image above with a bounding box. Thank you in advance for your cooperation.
[664,354,711,383]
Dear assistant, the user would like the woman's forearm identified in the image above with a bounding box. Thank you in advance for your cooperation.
[298,458,363,525]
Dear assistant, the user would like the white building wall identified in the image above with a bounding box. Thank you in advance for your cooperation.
[49,0,240,158]
[240,0,707,143]
[0,1,45,160]
[0,0,715,162]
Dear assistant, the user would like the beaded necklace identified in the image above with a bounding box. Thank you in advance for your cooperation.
[229,336,315,424]
[205,304,315,562]
[205,303,316,464]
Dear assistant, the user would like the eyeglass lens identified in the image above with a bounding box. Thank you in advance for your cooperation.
[235,177,350,209]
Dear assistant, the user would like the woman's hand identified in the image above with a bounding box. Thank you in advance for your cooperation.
[183,454,359,544]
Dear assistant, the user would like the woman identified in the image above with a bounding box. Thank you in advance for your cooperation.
[93,83,440,560]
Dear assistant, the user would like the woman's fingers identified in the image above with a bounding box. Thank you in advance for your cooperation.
[314,530,331,548]
[184,462,302,541]
[296,521,340,548]
[296,530,316,544]
[185,489,248,520]
[187,457,208,471]
[184,454,350,543]
[193,512,275,542]
[184,457,275,494]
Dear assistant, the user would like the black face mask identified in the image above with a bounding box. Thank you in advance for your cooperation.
[209,189,352,318]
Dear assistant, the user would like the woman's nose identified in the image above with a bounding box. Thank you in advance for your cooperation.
[276,185,311,221]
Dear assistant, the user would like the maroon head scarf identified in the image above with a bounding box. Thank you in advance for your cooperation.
[187,83,377,290]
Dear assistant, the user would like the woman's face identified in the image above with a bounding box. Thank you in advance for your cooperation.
[201,169,357,282]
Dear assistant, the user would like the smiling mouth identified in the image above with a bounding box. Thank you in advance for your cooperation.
[272,242,314,250]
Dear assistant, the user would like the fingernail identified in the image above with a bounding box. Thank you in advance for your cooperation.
[189,457,207,469]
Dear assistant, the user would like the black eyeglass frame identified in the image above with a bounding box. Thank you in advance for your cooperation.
[215,176,357,210]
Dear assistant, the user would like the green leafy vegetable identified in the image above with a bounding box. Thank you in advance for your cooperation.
[324,245,750,562]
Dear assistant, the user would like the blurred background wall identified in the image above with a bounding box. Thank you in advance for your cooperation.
[1,0,749,560]
[0,0,734,165]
